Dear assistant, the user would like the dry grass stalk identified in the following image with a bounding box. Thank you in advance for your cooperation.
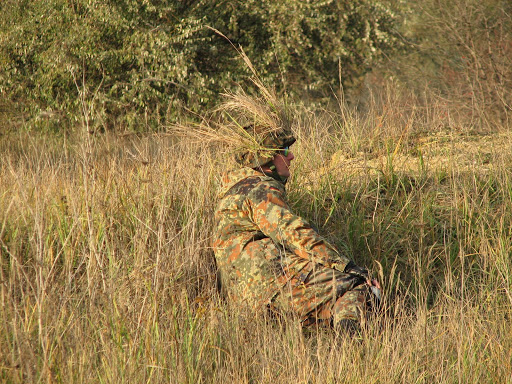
[1,82,512,383]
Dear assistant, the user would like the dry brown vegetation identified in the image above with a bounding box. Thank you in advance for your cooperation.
[1,83,512,383]
[1,0,511,381]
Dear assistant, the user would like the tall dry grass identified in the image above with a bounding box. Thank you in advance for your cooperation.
[1,88,511,383]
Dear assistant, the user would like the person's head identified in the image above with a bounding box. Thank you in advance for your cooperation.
[234,124,296,180]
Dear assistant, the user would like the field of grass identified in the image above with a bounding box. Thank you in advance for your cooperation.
[1,93,511,383]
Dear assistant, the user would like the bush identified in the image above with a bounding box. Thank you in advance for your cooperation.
[0,0,401,132]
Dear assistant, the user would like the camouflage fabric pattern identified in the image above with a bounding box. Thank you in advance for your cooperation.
[273,266,371,325]
[234,125,296,168]
[213,167,370,325]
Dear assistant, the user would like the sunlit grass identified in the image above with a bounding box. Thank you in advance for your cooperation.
[1,92,511,383]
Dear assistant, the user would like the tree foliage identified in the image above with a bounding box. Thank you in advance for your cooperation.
[0,0,401,132]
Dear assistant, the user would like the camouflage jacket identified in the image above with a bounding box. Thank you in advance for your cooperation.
[213,167,352,305]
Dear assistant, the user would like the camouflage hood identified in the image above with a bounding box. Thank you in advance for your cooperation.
[217,167,273,199]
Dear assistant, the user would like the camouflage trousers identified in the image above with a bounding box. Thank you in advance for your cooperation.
[217,238,373,327]
[271,263,371,327]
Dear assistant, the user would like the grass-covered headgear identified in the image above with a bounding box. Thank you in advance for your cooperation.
[218,54,296,168]
[171,46,296,168]
[233,124,296,168]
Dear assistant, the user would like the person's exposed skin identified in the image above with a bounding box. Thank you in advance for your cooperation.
[260,149,294,178]
[260,148,382,290]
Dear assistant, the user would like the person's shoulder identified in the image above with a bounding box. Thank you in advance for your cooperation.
[221,168,270,196]
[247,176,285,201]
[231,174,266,195]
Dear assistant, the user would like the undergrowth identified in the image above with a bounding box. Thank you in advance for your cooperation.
[1,96,511,383]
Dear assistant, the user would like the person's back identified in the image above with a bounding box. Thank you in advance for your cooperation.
[214,167,285,307]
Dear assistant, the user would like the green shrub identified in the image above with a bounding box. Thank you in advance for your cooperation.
[0,0,401,132]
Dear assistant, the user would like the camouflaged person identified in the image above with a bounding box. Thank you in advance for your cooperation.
[212,124,381,329]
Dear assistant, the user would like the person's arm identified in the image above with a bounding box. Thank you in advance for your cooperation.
[247,180,352,272]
